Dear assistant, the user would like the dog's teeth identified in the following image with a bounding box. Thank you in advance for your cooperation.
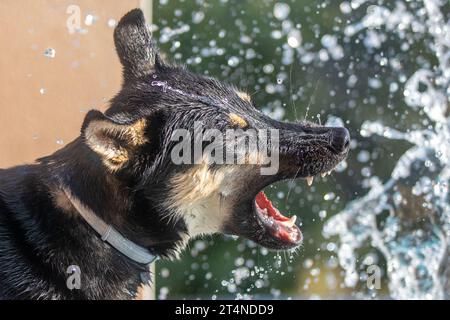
[282,215,297,228]
[321,172,327,178]
[289,215,297,225]
[327,171,332,176]
[306,176,314,186]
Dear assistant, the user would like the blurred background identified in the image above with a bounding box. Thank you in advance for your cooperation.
[1,0,449,299]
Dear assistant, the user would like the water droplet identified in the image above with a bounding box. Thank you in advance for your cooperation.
[319,210,327,219]
[227,56,240,67]
[192,11,205,24]
[357,150,371,163]
[340,1,352,14]
[43,48,56,59]
[273,3,291,20]
[287,29,302,48]
[107,19,117,28]
[151,80,168,92]
[84,14,98,26]
[324,192,335,201]
[263,64,274,74]
[303,259,314,268]
[160,268,170,278]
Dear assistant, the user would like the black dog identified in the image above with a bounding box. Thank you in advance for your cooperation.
[0,9,349,299]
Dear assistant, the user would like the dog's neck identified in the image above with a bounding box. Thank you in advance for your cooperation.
[31,138,187,299]
[62,187,158,266]
[44,138,187,258]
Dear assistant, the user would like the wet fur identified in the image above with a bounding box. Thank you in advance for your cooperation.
[0,9,348,299]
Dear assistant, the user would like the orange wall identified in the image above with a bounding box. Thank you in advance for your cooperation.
[0,0,144,168]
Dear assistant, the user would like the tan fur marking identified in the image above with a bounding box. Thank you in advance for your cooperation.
[53,190,72,211]
[86,118,148,147]
[134,284,153,300]
[229,113,248,128]
[169,165,224,208]
[109,148,130,164]
[128,119,147,146]
[84,118,147,171]
[166,163,240,236]
[236,90,251,103]
[51,189,78,218]
[245,151,267,165]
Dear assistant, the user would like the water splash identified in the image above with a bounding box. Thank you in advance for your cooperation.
[324,0,449,299]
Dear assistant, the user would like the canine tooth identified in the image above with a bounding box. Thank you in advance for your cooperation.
[327,171,332,176]
[282,215,297,227]
[306,176,314,186]
[289,215,297,225]
[321,173,327,178]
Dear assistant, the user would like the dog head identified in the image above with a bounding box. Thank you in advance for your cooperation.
[80,9,350,257]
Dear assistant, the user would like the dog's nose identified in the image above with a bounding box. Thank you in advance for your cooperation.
[330,127,350,153]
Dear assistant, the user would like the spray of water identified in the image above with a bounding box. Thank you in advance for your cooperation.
[323,0,449,299]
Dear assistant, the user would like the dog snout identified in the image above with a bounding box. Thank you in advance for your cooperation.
[330,127,350,154]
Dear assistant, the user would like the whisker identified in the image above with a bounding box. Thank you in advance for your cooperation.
[289,63,298,122]
[283,250,288,266]
[250,89,261,97]
[285,166,301,206]
[304,79,320,121]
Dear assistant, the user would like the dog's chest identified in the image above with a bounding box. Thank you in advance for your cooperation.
[134,283,153,300]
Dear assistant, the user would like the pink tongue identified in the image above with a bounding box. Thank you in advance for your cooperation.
[255,191,290,222]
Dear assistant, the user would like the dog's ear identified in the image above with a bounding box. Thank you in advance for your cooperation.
[81,110,147,170]
[114,9,159,83]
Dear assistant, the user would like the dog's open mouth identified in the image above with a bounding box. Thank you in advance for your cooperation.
[221,127,350,250]
[254,191,301,246]
[225,169,340,251]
